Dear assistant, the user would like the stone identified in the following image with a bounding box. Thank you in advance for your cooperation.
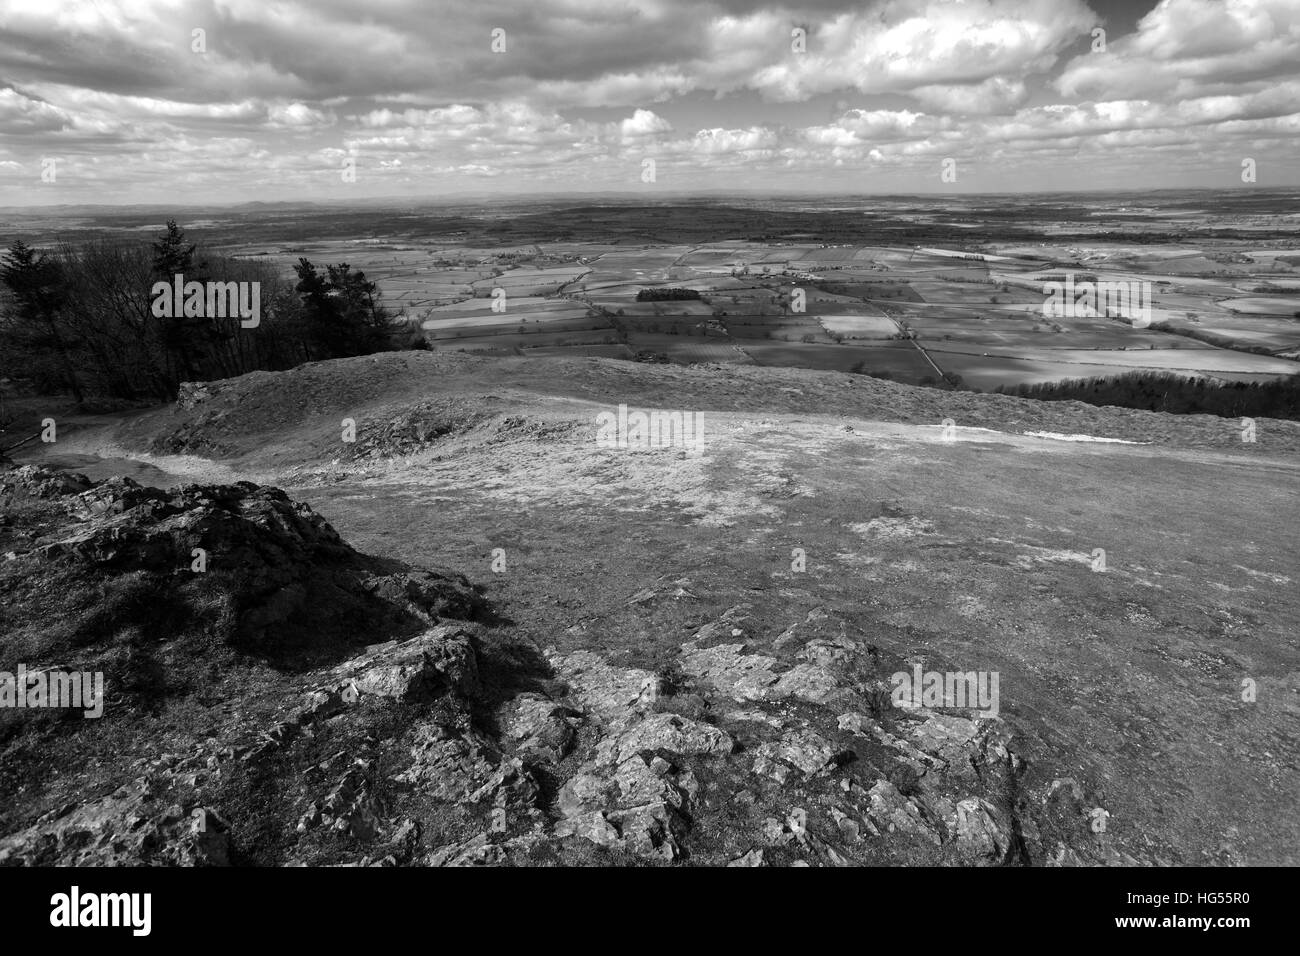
[753,755,792,784]
[335,626,480,703]
[908,713,982,766]
[499,694,579,764]
[949,797,1015,865]
[427,833,506,866]
[0,775,230,867]
[558,773,611,818]
[678,642,781,701]
[751,729,836,778]
[830,808,861,843]
[608,803,679,860]
[609,712,733,764]
[787,808,808,837]
[760,817,790,845]
[6,471,486,660]
[866,781,941,845]
[554,811,619,847]
[545,649,659,723]
[771,663,849,706]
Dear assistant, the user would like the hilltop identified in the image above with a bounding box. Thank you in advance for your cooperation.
[2,352,1297,865]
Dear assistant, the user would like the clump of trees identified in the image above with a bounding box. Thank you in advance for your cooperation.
[0,221,399,404]
[995,371,1300,421]
[636,288,701,302]
[1147,321,1282,354]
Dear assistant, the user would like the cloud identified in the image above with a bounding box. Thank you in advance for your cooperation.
[0,0,1295,201]
[620,108,673,142]
[265,102,335,129]
[0,86,72,134]
[910,77,1029,115]
[1055,0,1300,99]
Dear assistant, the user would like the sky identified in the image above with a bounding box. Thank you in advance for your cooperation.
[0,0,1297,205]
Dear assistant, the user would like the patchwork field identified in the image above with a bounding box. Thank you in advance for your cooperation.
[200,210,1300,391]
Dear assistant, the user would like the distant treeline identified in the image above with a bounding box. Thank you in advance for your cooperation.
[1147,321,1287,354]
[994,371,1300,421]
[0,221,402,404]
[636,288,701,302]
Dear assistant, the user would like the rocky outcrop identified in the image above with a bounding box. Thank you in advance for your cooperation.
[342,402,485,460]
[0,472,1118,867]
[0,760,232,867]
[1,467,485,665]
[1,465,93,504]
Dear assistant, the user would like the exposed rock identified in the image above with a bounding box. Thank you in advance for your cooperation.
[908,713,984,767]
[830,807,861,843]
[797,635,861,670]
[679,641,781,701]
[325,625,481,703]
[546,649,657,724]
[679,630,862,710]
[541,648,742,861]
[467,758,541,814]
[787,807,808,837]
[426,832,506,866]
[313,759,384,840]
[772,607,830,653]
[948,797,1015,865]
[866,781,942,845]
[0,465,93,505]
[396,724,539,814]
[607,802,681,861]
[2,471,486,666]
[771,662,852,707]
[557,750,698,861]
[342,401,485,460]
[839,713,937,776]
[686,605,752,645]
[558,773,613,818]
[627,578,696,606]
[752,728,837,780]
[498,693,580,764]
[0,467,1097,868]
[760,817,792,845]
[0,775,231,866]
[554,811,620,847]
[604,712,733,764]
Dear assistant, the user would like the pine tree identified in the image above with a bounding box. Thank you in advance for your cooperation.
[0,240,83,403]
[151,219,196,279]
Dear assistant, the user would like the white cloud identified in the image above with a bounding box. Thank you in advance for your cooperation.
[620,108,673,142]
[1056,0,1300,99]
[0,0,1295,200]
[265,102,335,129]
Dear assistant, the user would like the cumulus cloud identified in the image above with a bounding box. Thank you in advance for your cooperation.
[0,0,1294,201]
[1055,0,1300,99]
[620,108,673,142]
[265,102,335,129]
[739,0,1096,101]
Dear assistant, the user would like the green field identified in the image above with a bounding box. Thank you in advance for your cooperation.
[215,233,1300,389]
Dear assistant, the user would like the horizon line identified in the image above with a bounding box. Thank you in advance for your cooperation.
[3,184,1298,215]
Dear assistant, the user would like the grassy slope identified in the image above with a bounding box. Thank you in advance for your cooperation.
[16,350,1300,864]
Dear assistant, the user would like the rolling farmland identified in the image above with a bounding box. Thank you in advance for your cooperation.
[316,230,1300,390]
[25,194,1300,393]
